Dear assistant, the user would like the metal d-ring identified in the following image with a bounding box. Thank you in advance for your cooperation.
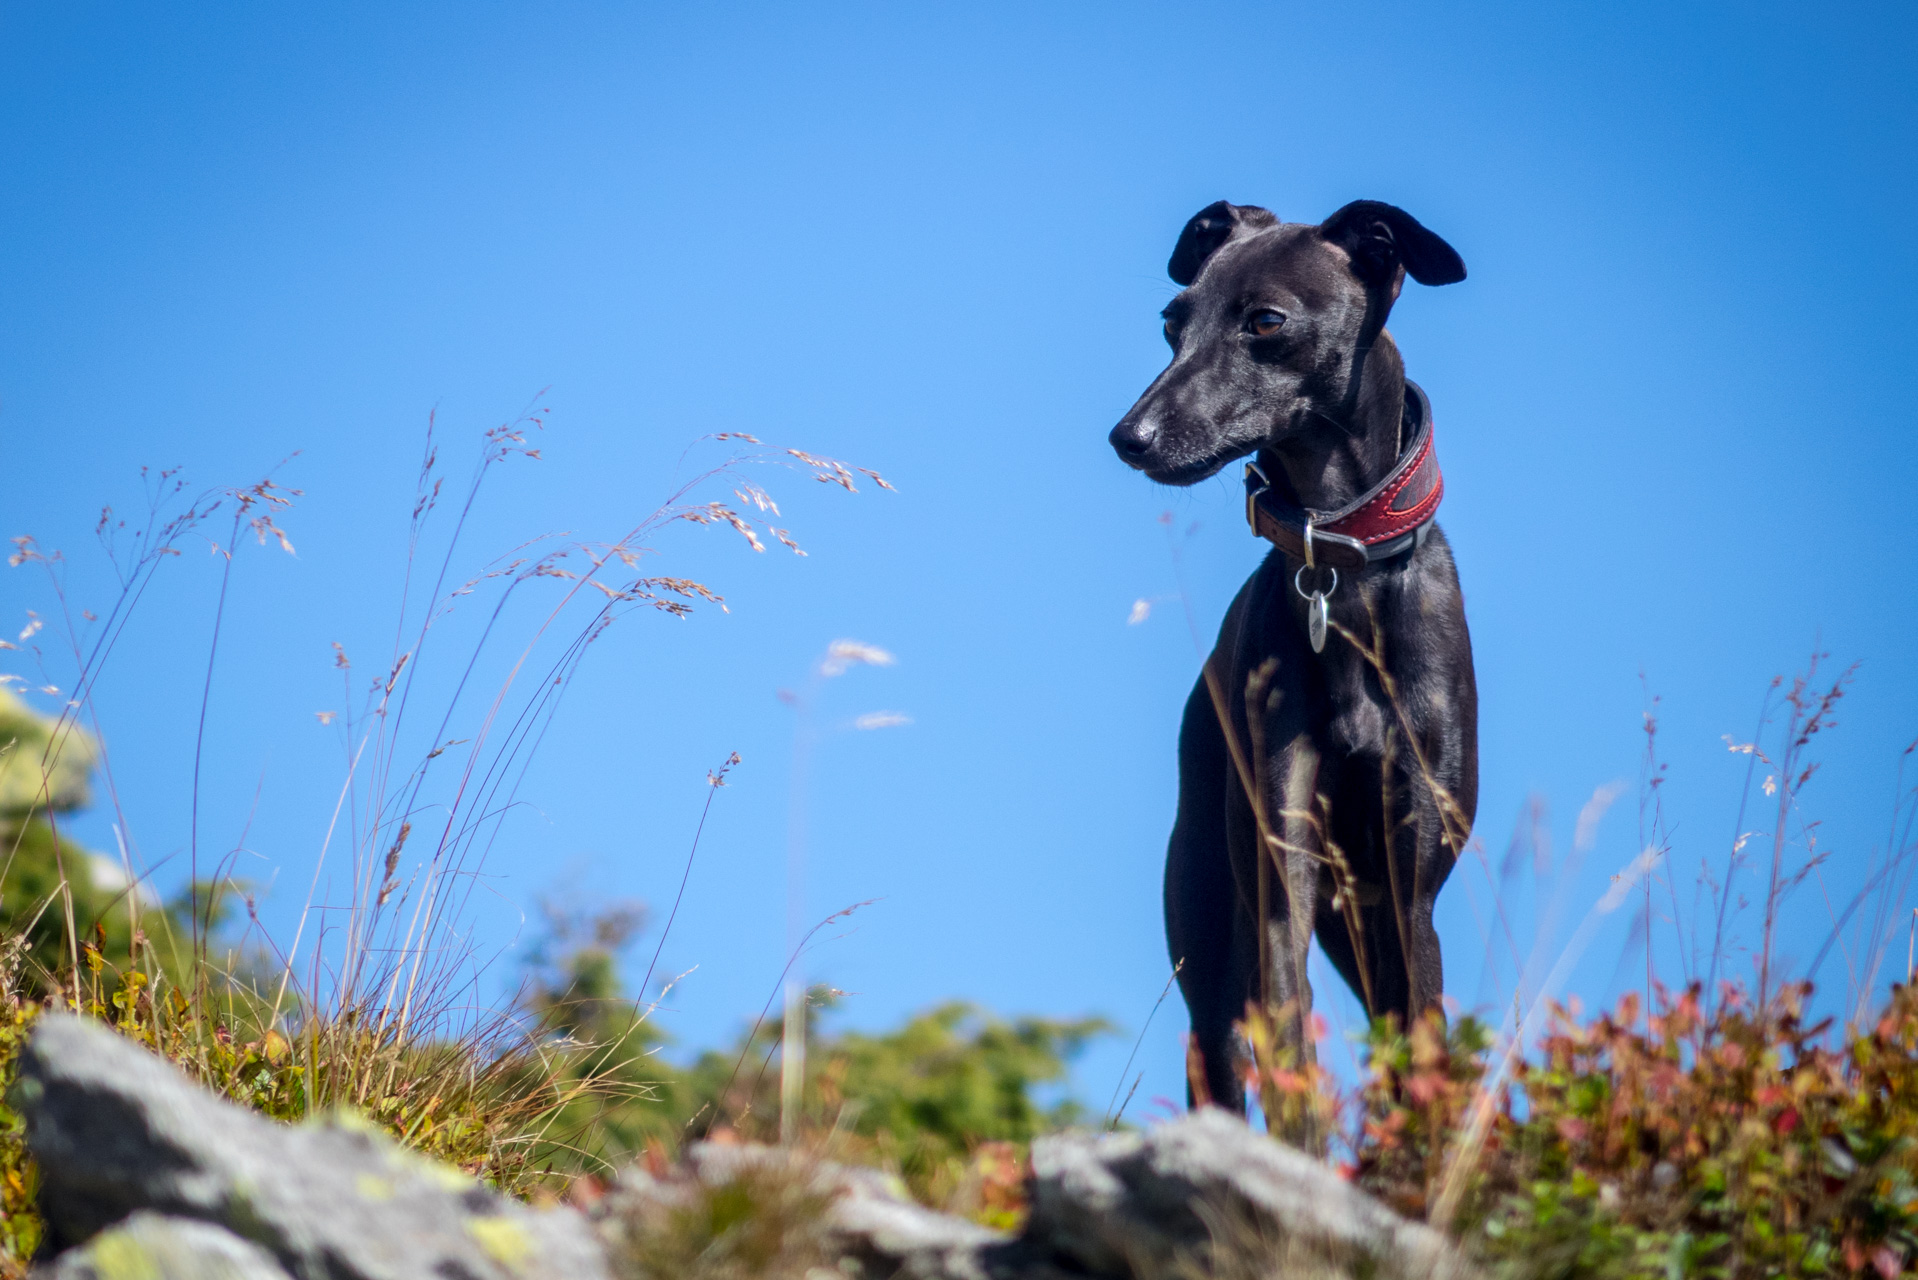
[1293,564,1338,601]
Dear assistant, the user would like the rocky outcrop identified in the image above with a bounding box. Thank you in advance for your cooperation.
[595,1142,1014,1279]
[39,1213,294,1280]
[1026,1113,1478,1279]
[17,1014,1480,1280]
[18,1015,610,1280]
[594,1121,1480,1278]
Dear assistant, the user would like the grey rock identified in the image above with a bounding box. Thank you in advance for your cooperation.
[599,1142,1010,1280]
[601,1116,1475,1280]
[1026,1110,1481,1279]
[19,1014,611,1280]
[707,1145,1006,1278]
[36,1212,296,1280]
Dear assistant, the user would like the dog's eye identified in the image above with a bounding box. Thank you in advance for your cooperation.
[1246,310,1286,338]
[1163,320,1180,346]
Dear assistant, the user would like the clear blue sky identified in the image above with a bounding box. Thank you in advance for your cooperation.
[4,1,1915,1118]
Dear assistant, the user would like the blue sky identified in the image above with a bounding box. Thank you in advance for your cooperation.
[4,1,1915,1118]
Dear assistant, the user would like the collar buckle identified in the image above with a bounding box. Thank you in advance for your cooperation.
[1243,458,1270,534]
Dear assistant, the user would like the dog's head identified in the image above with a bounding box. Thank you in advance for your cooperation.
[1109,200,1465,485]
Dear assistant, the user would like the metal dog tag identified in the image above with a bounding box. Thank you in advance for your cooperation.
[1294,563,1338,654]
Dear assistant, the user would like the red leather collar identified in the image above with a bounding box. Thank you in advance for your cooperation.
[1243,382,1444,570]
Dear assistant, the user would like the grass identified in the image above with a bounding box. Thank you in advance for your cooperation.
[599,1151,842,1280]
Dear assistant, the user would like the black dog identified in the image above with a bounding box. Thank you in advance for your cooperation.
[1110,200,1478,1116]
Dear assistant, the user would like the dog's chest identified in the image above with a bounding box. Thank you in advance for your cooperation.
[1247,566,1410,758]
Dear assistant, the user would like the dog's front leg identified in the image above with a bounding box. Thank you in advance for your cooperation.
[1167,675,1257,1114]
[1250,703,1329,1151]
[1394,745,1460,1021]
[1259,736,1322,1039]
[1359,716,1467,1026]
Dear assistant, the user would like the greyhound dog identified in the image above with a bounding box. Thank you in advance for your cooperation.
[1109,200,1478,1115]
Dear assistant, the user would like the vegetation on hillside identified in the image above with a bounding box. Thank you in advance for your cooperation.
[0,689,141,988]
[0,745,1104,1268]
[1234,987,1918,1279]
[1232,659,1918,1278]
[6,425,1918,1279]
[523,891,1107,1222]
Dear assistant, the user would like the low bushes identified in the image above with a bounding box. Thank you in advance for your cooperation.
[1241,981,1918,1278]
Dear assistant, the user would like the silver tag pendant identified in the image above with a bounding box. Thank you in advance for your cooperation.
[1294,563,1339,654]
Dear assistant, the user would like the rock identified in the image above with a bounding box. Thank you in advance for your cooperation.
[600,1116,1475,1280]
[1025,1109,1481,1279]
[598,1141,1011,1280]
[18,1014,611,1280]
[37,1212,295,1280]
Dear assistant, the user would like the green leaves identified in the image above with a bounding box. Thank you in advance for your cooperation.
[1358,981,1918,1278]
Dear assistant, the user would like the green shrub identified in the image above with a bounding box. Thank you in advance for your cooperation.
[1238,982,1918,1279]
[0,690,146,991]
[677,997,1108,1219]
[517,898,1108,1223]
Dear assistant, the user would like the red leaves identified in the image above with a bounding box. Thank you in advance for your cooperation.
[1451,980,1918,1272]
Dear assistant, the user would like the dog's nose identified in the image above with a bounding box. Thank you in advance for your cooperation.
[1109,418,1156,465]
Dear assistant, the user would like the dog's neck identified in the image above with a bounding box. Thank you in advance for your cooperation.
[1267,333,1407,513]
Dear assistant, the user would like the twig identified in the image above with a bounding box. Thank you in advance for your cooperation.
[637,752,739,1003]
[711,899,877,1128]
[1105,959,1184,1128]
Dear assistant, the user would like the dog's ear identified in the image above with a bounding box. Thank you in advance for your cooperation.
[1168,201,1278,286]
[1318,201,1466,288]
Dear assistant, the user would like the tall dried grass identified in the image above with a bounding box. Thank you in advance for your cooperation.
[0,405,890,1269]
